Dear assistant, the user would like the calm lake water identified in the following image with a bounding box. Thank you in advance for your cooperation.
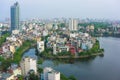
[24,37,120,80]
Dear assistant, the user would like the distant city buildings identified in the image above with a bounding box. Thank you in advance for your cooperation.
[10,2,19,32]
[20,56,37,76]
[0,23,10,33]
[69,19,78,31]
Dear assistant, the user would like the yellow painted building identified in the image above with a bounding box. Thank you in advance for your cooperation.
[9,45,15,54]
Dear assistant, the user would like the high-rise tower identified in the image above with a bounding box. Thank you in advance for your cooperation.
[10,2,19,32]
[69,18,78,31]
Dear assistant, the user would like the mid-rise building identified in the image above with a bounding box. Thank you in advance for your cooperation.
[44,67,53,80]
[53,44,57,55]
[37,40,45,53]
[9,45,15,54]
[43,67,60,80]
[20,56,37,76]
[48,70,60,80]
[10,2,19,32]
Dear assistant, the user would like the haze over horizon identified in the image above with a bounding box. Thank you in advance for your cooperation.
[1,0,120,21]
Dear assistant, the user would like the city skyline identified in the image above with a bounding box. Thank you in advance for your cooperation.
[0,0,120,21]
[1,1,120,79]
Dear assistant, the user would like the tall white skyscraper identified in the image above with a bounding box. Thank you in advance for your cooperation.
[69,19,78,31]
[20,56,37,76]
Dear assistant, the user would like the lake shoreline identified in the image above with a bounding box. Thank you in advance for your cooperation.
[39,52,104,59]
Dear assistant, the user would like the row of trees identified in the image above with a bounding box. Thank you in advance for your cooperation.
[78,22,111,37]
[13,40,34,63]
[78,22,110,29]
[39,48,53,58]
[61,74,77,80]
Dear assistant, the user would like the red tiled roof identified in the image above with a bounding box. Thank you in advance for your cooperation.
[70,48,76,54]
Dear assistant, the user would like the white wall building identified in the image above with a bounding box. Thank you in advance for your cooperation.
[20,56,37,76]
[2,44,10,53]
[13,67,22,76]
[48,70,60,80]
[53,44,57,55]
[6,36,17,42]
[69,19,78,31]
[0,23,3,27]
[43,67,60,80]
[58,46,69,53]
[37,41,44,53]
[70,33,79,38]
[12,30,20,35]
[44,67,53,80]
[43,29,48,36]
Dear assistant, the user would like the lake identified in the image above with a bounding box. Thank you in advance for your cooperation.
[24,37,120,80]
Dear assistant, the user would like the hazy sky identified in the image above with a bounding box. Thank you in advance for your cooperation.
[0,0,120,21]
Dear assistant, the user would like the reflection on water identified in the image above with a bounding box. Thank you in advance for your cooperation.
[23,48,37,59]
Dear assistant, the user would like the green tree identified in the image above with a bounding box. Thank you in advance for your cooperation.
[61,74,69,80]
[17,75,24,80]
[0,59,11,71]
[38,67,43,73]
[69,75,77,80]
[29,73,39,80]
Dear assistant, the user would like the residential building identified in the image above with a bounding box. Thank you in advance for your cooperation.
[2,44,10,53]
[48,70,60,80]
[44,67,53,80]
[12,67,21,76]
[0,73,14,80]
[69,19,78,31]
[43,29,48,36]
[9,64,22,77]
[58,46,69,52]
[9,45,15,54]
[37,40,44,53]
[81,43,87,50]
[43,67,60,80]
[46,23,53,30]
[12,30,20,35]
[20,56,37,76]
[53,44,57,55]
